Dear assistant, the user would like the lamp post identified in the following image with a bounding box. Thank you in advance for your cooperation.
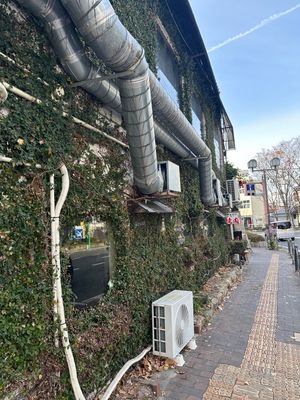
[247,157,280,237]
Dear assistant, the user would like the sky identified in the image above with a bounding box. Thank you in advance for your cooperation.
[189,0,300,170]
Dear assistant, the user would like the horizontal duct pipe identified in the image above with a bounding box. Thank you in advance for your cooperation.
[149,72,214,205]
[17,0,215,203]
[60,0,214,204]
[15,0,122,107]
[154,123,198,170]
[60,0,161,195]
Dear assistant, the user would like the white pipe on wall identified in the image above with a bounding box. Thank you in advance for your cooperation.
[50,174,59,348]
[2,71,81,399]
[50,165,86,400]
[101,345,152,400]
[1,81,128,149]
[0,82,8,103]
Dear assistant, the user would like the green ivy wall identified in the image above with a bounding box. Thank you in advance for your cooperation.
[0,1,229,398]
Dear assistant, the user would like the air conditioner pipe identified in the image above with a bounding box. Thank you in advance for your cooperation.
[0,82,8,103]
[2,81,127,149]
[50,165,86,400]
[0,162,84,397]
[16,0,214,202]
[101,346,152,400]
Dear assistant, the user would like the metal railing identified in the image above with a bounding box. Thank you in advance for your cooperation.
[288,239,300,272]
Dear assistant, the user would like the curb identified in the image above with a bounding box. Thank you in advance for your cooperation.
[194,265,242,334]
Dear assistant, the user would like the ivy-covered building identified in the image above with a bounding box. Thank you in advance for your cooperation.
[0,0,235,398]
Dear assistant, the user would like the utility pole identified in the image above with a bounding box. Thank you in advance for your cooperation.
[262,169,271,237]
[247,157,280,239]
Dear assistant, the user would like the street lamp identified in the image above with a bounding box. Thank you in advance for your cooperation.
[247,157,281,236]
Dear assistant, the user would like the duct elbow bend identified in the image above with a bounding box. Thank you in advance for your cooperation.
[200,195,216,207]
[134,174,163,195]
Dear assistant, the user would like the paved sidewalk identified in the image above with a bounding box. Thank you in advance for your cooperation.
[161,248,300,400]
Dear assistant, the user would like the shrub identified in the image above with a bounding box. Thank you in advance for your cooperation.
[228,240,247,256]
[246,231,265,243]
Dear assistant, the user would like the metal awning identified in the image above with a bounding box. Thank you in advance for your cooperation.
[216,210,226,219]
[129,200,173,214]
[221,111,235,150]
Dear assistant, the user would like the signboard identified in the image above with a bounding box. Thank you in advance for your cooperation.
[72,221,86,240]
[226,212,240,225]
[246,183,255,196]
[73,227,84,239]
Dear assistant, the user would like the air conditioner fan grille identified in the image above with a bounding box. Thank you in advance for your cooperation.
[175,304,189,347]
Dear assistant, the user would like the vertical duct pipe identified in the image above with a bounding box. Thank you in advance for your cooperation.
[16,0,216,203]
[61,0,162,194]
[60,0,215,203]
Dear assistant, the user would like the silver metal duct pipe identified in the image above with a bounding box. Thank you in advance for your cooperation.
[15,1,197,177]
[60,0,214,203]
[17,0,215,202]
[60,0,161,195]
[149,72,215,205]
[16,0,122,112]
[154,123,198,170]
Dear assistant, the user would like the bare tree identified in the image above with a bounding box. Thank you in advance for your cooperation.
[254,136,300,221]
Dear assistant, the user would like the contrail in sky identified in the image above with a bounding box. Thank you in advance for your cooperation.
[208,3,300,53]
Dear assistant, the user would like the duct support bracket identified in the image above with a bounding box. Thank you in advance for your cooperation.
[70,70,137,87]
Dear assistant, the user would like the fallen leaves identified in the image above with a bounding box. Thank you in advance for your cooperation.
[110,353,177,399]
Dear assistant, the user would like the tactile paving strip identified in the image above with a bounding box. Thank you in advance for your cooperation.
[203,254,300,399]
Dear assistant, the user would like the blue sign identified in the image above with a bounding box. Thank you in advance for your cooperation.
[73,227,83,239]
[246,183,255,195]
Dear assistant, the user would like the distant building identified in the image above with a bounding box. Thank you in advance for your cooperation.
[291,188,300,227]
[239,182,266,229]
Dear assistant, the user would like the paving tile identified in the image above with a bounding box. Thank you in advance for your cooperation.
[160,249,300,399]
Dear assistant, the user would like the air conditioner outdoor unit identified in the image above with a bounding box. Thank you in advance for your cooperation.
[152,290,194,359]
[226,179,240,202]
[158,161,181,193]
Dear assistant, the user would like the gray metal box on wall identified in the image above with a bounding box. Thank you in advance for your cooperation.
[226,179,240,202]
[158,161,181,193]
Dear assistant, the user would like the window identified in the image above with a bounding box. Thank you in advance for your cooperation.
[191,95,202,135]
[156,32,180,106]
[214,137,221,168]
[62,219,111,308]
[273,221,291,230]
[240,200,251,209]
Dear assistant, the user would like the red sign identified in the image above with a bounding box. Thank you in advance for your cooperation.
[226,212,240,225]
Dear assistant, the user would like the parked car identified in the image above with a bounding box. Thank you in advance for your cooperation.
[268,220,295,241]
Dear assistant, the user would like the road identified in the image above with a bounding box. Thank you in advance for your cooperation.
[278,236,300,249]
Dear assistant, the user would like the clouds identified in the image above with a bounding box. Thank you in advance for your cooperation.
[208,3,300,53]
